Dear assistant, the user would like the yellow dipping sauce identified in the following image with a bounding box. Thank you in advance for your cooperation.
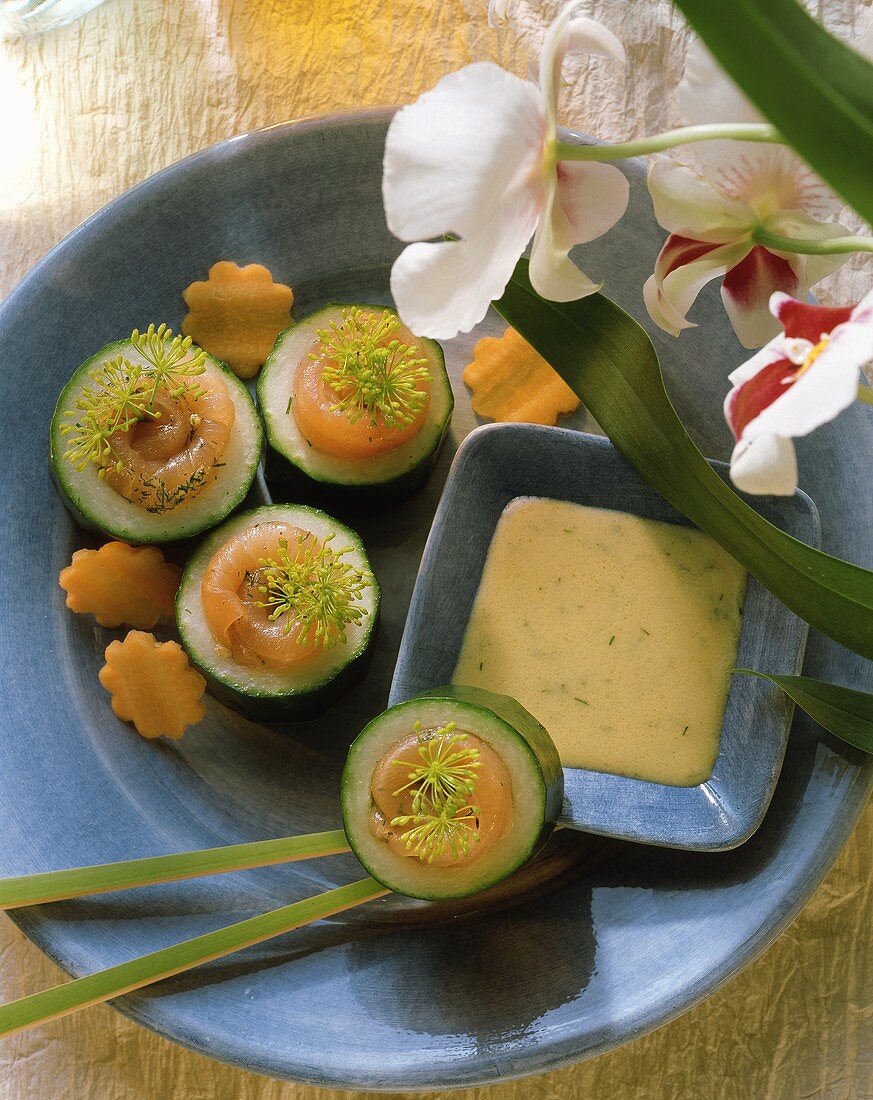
[452,497,747,786]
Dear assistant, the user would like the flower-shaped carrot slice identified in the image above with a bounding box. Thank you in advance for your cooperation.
[59,542,182,629]
[181,261,294,379]
[99,631,206,739]
[463,326,580,425]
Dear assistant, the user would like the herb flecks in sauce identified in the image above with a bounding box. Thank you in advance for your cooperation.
[453,498,747,787]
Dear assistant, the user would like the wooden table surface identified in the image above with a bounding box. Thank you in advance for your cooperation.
[0,1,870,1097]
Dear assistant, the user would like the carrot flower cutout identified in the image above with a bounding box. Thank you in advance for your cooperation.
[99,631,207,739]
[59,542,182,629]
[463,326,579,425]
[182,261,294,379]
[724,290,873,494]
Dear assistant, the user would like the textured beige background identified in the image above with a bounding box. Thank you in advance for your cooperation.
[0,1,871,1097]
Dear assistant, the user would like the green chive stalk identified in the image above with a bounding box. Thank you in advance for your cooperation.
[0,830,351,910]
[0,877,387,1038]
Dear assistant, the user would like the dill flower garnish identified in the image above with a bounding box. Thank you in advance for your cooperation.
[60,356,156,476]
[312,307,430,428]
[389,723,482,862]
[256,532,373,649]
[60,325,208,476]
[130,323,207,403]
[391,723,481,814]
[390,796,481,864]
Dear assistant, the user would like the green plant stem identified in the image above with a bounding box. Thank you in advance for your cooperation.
[753,227,873,255]
[857,385,873,408]
[0,830,351,910]
[0,877,388,1038]
[555,123,783,162]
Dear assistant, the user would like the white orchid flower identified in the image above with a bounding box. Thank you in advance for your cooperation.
[487,0,510,28]
[382,8,629,339]
[724,290,873,495]
[644,40,852,349]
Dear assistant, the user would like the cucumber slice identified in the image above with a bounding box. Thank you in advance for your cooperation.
[341,685,563,900]
[50,340,263,543]
[257,304,453,505]
[176,504,380,720]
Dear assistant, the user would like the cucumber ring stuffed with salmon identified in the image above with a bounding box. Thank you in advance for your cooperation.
[177,504,380,719]
[342,685,563,900]
[258,304,453,507]
[50,325,262,542]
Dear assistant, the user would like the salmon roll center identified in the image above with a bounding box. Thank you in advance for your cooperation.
[369,728,514,868]
[200,519,373,672]
[200,521,323,671]
[124,391,197,462]
[290,308,431,460]
[105,369,235,512]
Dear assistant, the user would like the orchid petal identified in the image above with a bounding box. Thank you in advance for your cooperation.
[700,145,842,225]
[726,288,873,496]
[742,319,873,442]
[676,41,841,221]
[646,156,753,242]
[529,237,601,302]
[720,247,801,349]
[554,161,630,245]
[721,209,852,350]
[678,39,760,129]
[763,209,853,288]
[529,161,628,301]
[725,354,797,439]
[730,434,799,496]
[770,293,855,345]
[566,18,626,64]
[383,63,543,243]
[487,0,510,29]
[384,13,628,339]
[390,212,534,340]
[727,335,786,389]
[644,236,750,336]
[540,12,625,132]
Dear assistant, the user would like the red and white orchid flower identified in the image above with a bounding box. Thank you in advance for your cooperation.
[644,41,851,349]
[382,8,628,339]
[725,290,873,495]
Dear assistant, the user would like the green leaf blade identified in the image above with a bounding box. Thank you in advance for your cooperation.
[495,262,873,660]
[735,669,873,753]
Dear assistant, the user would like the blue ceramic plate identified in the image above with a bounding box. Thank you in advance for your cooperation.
[0,111,870,1091]
[390,425,820,850]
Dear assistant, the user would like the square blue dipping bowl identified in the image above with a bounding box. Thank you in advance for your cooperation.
[390,424,821,851]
